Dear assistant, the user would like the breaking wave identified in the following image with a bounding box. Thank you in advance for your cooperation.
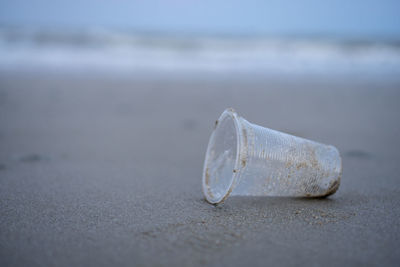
[1,26,400,77]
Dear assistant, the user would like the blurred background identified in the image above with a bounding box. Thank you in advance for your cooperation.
[1,1,400,267]
[0,0,399,78]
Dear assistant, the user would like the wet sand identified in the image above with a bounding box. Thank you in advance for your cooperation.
[0,73,400,266]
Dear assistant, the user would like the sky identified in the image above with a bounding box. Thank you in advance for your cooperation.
[0,0,399,38]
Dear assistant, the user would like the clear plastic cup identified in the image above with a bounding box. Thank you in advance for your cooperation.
[202,108,342,204]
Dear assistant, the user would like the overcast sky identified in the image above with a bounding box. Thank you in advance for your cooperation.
[0,0,399,38]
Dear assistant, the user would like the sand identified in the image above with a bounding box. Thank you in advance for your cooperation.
[0,72,399,266]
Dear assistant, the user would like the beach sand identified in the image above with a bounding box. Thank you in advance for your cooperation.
[0,72,399,266]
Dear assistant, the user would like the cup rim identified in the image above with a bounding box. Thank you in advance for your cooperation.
[202,108,245,204]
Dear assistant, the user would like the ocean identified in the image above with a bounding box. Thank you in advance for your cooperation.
[1,26,400,79]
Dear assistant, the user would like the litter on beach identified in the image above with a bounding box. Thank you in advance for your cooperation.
[202,108,342,204]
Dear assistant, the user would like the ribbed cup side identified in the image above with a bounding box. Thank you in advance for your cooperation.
[232,118,341,197]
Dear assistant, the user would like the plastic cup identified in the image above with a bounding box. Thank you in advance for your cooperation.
[202,108,342,204]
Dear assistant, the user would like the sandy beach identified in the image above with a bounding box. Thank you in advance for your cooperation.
[1,72,400,266]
